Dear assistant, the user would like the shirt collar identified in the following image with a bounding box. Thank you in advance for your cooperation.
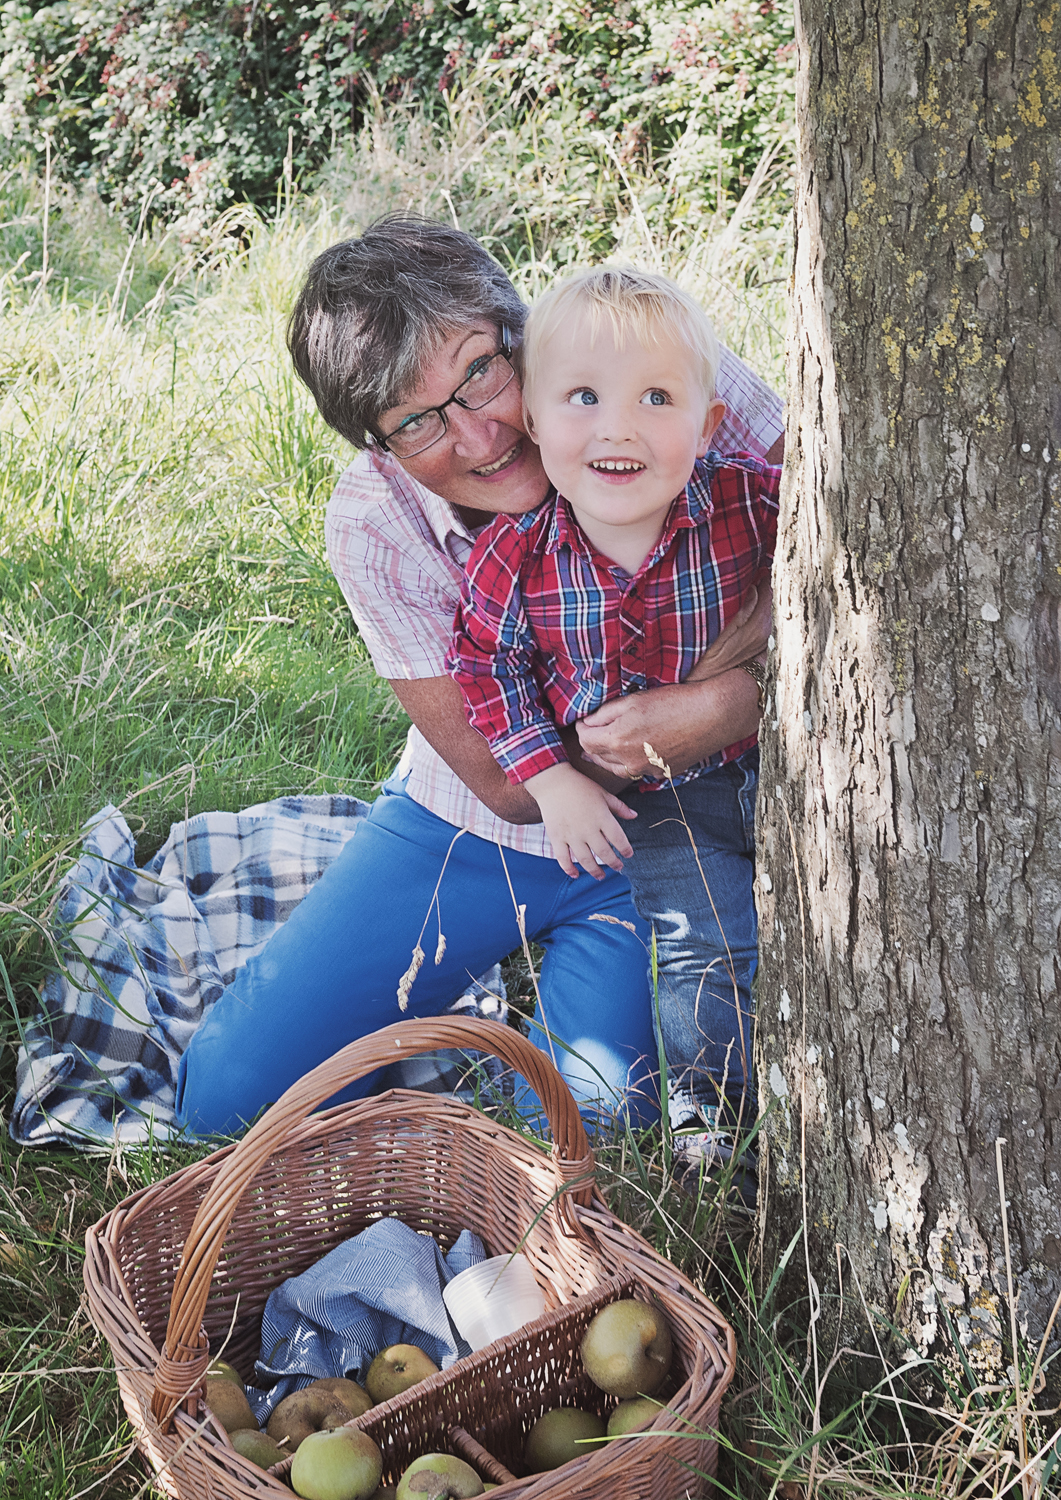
[546,457,715,563]
[370,447,477,551]
[544,493,587,556]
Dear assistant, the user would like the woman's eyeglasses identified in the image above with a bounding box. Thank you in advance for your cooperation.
[377,328,516,459]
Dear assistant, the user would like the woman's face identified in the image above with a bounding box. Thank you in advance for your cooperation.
[375,323,550,517]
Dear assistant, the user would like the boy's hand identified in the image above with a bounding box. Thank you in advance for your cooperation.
[523,763,637,880]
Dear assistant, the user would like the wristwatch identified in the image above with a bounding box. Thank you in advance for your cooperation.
[739,657,767,711]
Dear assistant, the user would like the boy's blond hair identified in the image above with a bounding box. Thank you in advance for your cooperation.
[521,265,720,408]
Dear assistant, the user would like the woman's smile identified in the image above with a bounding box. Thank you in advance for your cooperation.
[377,326,550,515]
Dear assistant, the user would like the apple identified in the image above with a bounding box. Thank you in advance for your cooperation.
[204,1375,256,1433]
[523,1408,606,1471]
[311,1376,374,1420]
[230,1428,287,1470]
[206,1359,244,1386]
[580,1299,673,1399]
[268,1384,364,1451]
[395,1454,484,1498]
[365,1345,440,1404]
[291,1428,384,1500]
[606,1396,661,1436]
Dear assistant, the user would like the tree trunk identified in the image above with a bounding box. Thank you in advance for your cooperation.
[757,0,1061,1373]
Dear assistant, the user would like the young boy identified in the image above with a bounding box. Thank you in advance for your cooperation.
[448,267,779,1164]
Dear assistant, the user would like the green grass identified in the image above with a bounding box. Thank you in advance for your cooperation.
[2,76,1054,1500]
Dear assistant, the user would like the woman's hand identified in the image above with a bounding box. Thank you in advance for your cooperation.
[575,574,771,782]
[576,668,761,782]
[524,763,636,880]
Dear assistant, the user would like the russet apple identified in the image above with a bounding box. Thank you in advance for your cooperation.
[268,1383,365,1451]
[204,1375,256,1433]
[311,1377,374,1420]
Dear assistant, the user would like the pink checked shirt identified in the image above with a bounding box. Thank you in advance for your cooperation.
[324,346,784,857]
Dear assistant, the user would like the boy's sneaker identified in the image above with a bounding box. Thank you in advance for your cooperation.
[671,1109,758,1210]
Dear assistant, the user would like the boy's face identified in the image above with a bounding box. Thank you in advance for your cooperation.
[523,312,725,539]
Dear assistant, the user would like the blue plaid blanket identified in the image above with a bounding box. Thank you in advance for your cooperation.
[11,796,506,1148]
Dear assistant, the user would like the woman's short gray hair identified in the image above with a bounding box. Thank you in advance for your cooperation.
[287,215,527,450]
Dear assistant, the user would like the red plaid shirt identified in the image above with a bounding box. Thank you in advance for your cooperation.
[449,452,780,789]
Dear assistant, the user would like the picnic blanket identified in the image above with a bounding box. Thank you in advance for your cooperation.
[10,796,507,1148]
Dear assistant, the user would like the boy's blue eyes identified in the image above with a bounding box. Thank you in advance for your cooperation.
[566,389,671,406]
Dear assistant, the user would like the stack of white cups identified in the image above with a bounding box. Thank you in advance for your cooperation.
[442,1253,546,1351]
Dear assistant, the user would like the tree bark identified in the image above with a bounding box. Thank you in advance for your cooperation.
[757,0,1061,1372]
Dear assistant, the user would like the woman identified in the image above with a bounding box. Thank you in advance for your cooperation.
[175,216,783,1137]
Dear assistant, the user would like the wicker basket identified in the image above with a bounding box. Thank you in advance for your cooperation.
[83,1018,736,1499]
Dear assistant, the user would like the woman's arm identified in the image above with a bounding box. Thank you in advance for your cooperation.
[388,675,542,824]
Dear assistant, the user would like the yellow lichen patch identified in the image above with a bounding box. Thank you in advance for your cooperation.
[930,293,962,352]
[1020,224,1030,237]
[1018,78,1047,127]
[1041,2,1058,31]
[888,146,904,179]
[1027,161,1042,195]
[1041,48,1059,105]
[917,75,943,127]
[992,131,1016,150]
[883,335,904,381]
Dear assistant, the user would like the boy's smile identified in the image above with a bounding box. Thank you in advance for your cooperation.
[524,314,725,573]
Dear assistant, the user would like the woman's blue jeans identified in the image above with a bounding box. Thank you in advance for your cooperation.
[176,777,660,1137]
[621,749,759,1121]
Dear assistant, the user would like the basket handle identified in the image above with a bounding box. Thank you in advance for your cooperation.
[150,1017,595,1427]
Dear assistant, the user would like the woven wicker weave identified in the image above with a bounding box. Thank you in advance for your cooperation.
[83,1018,736,1499]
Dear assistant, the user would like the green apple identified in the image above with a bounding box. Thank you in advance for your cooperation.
[395,1454,484,1498]
[291,1428,384,1500]
[524,1408,606,1471]
[365,1345,440,1405]
[580,1299,673,1399]
[206,1359,244,1386]
[606,1396,661,1436]
[230,1428,287,1470]
[204,1375,256,1433]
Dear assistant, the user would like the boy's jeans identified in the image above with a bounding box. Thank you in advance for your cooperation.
[621,748,759,1123]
